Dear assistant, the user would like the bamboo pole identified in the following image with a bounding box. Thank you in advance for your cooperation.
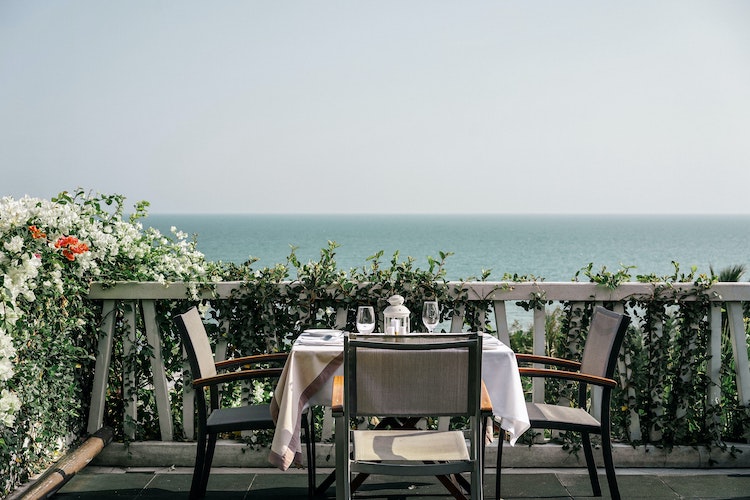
[18,427,114,500]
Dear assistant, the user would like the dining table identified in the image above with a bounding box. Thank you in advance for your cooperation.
[269,330,530,472]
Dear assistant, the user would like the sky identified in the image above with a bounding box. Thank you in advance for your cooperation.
[2,1,750,215]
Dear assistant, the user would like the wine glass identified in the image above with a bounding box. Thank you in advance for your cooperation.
[356,306,376,334]
[422,301,440,333]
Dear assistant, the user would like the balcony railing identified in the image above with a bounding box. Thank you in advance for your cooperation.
[86,281,750,446]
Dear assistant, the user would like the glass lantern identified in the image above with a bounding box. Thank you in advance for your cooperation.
[383,294,410,334]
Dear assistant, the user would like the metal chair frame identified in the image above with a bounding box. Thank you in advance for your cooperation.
[333,332,490,500]
[174,307,316,499]
[495,306,630,500]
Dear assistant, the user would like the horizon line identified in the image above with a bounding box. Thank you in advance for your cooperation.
[143,212,750,217]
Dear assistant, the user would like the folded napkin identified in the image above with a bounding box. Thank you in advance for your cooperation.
[481,334,503,350]
[295,333,344,346]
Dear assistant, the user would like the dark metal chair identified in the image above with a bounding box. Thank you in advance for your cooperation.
[174,307,316,499]
[495,306,630,500]
[332,332,492,500]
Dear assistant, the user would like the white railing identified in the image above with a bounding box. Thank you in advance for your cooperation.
[86,281,750,444]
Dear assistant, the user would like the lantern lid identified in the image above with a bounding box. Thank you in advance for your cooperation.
[383,294,410,318]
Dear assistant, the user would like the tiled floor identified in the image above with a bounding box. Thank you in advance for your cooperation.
[17,467,750,499]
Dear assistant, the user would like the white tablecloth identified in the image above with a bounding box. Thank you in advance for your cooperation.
[269,333,530,470]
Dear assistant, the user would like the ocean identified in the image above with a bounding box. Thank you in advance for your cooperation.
[145,214,750,282]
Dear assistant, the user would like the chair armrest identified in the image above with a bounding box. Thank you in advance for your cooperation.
[193,367,285,389]
[214,352,288,371]
[480,381,493,414]
[331,375,344,415]
[518,367,618,388]
[515,354,582,370]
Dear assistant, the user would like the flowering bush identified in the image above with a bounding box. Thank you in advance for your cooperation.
[0,189,214,495]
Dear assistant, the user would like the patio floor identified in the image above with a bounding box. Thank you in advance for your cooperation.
[20,466,750,499]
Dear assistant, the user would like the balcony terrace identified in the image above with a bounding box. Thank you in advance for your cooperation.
[8,280,750,499]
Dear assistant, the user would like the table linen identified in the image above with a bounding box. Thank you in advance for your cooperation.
[269,332,529,470]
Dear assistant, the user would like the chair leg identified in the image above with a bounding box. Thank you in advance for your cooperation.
[303,410,316,498]
[601,431,620,500]
[495,428,505,500]
[199,433,218,498]
[581,432,602,497]
[334,417,349,500]
[472,458,482,500]
[190,431,208,500]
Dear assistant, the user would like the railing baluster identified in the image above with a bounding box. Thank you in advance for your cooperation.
[142,300,173,441]
[493,300,510,346]
[123,301,138,441]
[648,316,665,442]
[708,304,723,441]
[87,300,117,434]
[531,307,546,443]
[531,307,546,403]
[613,303,641,442]
[335,307,348,330]
[727,302,750,408]
[450,303,465,332]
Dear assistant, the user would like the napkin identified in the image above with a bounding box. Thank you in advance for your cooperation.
[481,334,503,350]
[296,332,344,346]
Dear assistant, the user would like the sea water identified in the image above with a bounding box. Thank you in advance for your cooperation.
[145,214,750,281]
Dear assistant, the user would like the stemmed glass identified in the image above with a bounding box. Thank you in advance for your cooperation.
[422,301,440,333]
[356,306,376,334]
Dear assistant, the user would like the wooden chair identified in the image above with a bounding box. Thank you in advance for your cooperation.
[174,307,316,499]
[332,333,492,500]
[495,306,630,500]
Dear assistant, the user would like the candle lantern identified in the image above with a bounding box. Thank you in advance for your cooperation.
[383,294,411,334]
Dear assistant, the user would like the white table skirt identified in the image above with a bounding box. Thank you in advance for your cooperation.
[269,333,530,471]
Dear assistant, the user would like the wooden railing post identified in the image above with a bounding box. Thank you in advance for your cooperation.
[531,306,547,443]
[142,300,173,441]
[727,303,750,409]
[493,300,510,346]
[87,300,117,434]
[707,304,723,438]
[122,301,137,441]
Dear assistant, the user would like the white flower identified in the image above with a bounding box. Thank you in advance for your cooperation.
[0,389,21,427]
[252,381,267,404]
[0,359,13,382]
[0,332,15,359]
[3,235,24,253]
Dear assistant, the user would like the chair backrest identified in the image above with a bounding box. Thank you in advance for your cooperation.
[580,306,631,379]
[174,307,217,381]
[344,333,482,418]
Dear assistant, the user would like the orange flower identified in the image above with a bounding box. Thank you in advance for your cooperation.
[54,235,89,261]
[28,225,46,239]
[71,241,89,254]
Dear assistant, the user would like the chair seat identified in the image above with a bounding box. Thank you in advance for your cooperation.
[206,404,274,433]
[352,430,470,462]
[526,402,601,432]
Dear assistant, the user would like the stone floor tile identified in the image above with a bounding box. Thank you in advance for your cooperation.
[495,472,569,499]
[557,472,680,499]
[659,473,750,499]
[54,472,154,499]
